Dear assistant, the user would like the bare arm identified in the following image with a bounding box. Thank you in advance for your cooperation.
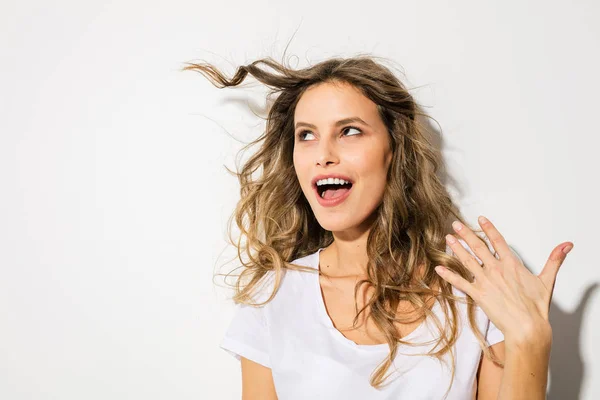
[497,331,552,400]
[240,357,278,400]
[477,341,505,400]
[477,328,552,400]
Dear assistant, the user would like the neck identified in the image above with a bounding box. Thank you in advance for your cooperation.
[322,215,375,277]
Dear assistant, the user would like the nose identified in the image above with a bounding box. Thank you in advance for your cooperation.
[315,138,339,167]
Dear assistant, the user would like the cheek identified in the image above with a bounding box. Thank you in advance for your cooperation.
[346,151,381,178]
[292,150,302,175]
[349,152,388,194]
[293,151,311,190]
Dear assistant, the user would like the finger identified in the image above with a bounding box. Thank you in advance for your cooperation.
[435,265,477,299]
[477,216,513,260]
[451,220,499,266]
[539,242,573,298]
[446,234,485,281]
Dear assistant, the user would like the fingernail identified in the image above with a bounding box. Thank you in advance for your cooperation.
[452,221,463,231]
[446,234,457,244]
[562,245,573,254]
[435,266,446,274]
[478,215,488,224]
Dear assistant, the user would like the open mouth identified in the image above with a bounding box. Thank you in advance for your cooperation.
[316,182,353,199]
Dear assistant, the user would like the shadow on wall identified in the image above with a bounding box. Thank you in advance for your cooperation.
[547,282,598,400]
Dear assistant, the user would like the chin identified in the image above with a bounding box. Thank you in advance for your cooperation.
[313,214,361,233]
[312,206,380,234]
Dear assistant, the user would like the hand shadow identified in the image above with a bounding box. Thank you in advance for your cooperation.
[547,281,598,400]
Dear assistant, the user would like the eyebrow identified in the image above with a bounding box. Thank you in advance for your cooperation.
[294,117,371,130]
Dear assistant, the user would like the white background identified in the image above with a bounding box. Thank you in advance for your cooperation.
[1,0,598,399]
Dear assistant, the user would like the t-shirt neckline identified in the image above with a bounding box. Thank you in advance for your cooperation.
[311,247,440,352]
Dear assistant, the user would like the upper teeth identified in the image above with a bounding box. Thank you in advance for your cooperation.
[316,178,350,186]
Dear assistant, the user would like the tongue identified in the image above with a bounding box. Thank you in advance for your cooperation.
[322,187,350,200]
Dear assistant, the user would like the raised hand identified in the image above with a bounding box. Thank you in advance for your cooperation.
[435,215,573,345]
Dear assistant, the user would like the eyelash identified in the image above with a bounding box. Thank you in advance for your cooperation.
[297,126,362,141]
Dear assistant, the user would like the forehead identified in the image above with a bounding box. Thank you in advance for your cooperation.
[294,81,379,122]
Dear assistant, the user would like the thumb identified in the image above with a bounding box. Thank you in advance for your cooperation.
[538,242,573,301]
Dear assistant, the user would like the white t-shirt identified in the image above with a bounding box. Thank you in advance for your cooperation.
[220,246,504,399]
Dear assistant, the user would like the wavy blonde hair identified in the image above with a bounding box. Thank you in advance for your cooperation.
[183,54,504,395]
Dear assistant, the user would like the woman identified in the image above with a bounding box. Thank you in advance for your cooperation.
[183,56,573,399]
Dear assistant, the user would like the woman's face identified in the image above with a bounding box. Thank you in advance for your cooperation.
[293,81,393,234]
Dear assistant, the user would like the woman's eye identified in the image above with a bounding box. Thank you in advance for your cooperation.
[299,131,315,141]
[343,126,362,136]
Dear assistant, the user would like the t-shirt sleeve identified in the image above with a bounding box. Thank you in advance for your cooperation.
[485,317,505,347]
[220,302,271,368]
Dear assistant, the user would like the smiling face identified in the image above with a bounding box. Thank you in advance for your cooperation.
[293,81,393,234]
